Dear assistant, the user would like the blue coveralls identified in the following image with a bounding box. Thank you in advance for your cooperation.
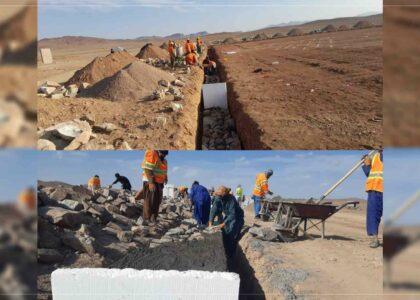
[252,195,262,217]
[362,153,383,236]
[189,184,211,225]
[209,195,245,258]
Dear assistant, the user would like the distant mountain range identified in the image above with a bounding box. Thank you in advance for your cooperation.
[136,31,208,41]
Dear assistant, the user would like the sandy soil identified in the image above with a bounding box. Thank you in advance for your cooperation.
[383,4,420,147]
[240,201,383,299]
[214,27,383,150]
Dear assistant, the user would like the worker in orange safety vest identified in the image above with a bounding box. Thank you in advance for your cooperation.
[167,40,176,68]
[18,188,36,211]
[362,150,383,248]
[88,175,101,193]
[252,169,274,218]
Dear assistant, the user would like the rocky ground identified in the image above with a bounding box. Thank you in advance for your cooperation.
[0,205,37,299]
[37,181,224,299]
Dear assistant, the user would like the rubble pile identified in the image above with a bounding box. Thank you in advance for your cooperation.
[37,80,90,99]
[0,205,37,298]
[37,182,224,299]
[202,107,241,150]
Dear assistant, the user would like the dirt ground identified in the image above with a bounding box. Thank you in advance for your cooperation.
[240,201,383,299]
[214,27,383,150]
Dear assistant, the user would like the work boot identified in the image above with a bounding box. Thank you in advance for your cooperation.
[254,214,261,220]
[369,236,380,248]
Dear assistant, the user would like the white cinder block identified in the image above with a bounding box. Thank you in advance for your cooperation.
[202,83,227,109]
[51,268,240,300]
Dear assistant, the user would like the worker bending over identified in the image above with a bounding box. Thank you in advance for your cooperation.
[88,175,101,194]
[140,150,168,225]
[109,173,132,192]
[167,40,176,69]
[252,169,274,218]
[189,181,211,227]
[184,38,198,66]
[362,150,383,248]
[209,186,244,259]
[203,57,217,75]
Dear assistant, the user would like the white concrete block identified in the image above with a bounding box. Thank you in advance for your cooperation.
[202,83,227,109]
[52,268,240,300]
[40,48,53,64]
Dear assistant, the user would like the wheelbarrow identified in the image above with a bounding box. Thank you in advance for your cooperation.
[267,150,377,240]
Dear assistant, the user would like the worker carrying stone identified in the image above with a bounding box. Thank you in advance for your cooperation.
[209,186,244,260]
[109,173,132,192]
[139,150,168,225]
[235,184,244,206]
[362,150,383,248]
[18,187,36,212]
[184,38,198,66]
[177,185,189,203]
[203,56,217,76]
[167,40,176,69]
[88,175,101,193]
[189,181,211,228]
[252,169,274,219]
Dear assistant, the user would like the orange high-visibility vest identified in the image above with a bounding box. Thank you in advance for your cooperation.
[88,177,101,188]
[365,153,383,193]
[185,42,195,54]
[19,190,36,210]
[185,53,197,65]
[142,150,168,184]
[253,173,269,197]
[168,44,175,56]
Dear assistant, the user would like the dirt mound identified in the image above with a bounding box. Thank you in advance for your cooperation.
[222,37,237,44]
[353,21,373,29]
[66,51,137,86]
[287,28,304,37]
[253,33,268,41]
[272,32,285,38]
[111,232,227,271]
[322,24,337,32]
[338,25,350,31]
[136,43,169,60]
[82,60,175,101]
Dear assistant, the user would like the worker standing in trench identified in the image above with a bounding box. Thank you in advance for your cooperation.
[362,150,383,248]
[137,150,168,226]
[209,186,245,260]
[189,181,211,228]
[252,169,274,219]
[88,175,101,194]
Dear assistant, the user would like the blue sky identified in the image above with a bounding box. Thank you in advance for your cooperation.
[1,148,419,224]
[38,0,383,39]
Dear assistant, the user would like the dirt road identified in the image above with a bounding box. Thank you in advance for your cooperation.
[214,27,382,150]
[240,201,383,299]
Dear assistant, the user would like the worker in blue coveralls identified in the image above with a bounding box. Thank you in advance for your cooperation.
[361,150,383,248]
[189,181,211,228]
[209,186,244,259]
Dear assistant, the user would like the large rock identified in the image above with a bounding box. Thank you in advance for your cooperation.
[85,203,113,223]
[49,188,71,202]
[61,231,99,256]
[39,206,87,229]
[120,203,141,218]
[61,199,84,211]
[249,226,279,242]
[38,248,64,264]
[38,217,62,249]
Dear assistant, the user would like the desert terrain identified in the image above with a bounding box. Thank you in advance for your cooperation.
[37,14,383,150]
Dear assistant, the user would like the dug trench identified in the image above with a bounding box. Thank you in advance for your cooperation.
[37,182,274,299]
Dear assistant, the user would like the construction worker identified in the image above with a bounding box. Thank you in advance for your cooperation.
[88,175,101,193]
[189,181,211,227]
[235,184,244,206]
[184,38,196,54]
[362,150,383,248]
[18,188,36,211]
[185,52,198,66]
[203,56,217,75]
[209,186,244,260]
[167,40,176,69]
[140,150,168,225]
[252,169,274,219]
[109,173,132,192]
[196,36,203,54]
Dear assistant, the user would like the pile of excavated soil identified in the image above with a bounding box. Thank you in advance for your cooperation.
[66,51,137,86]
[322,24,337,32]
[136,43,169,60]
[253,33,268,41]
[111,232,227,271]
[354,21,373,29]
[338,25,350,31]
[222,37,237,44]
[287,28,304,36]
[272,32,285,38]
[81,60,175,101]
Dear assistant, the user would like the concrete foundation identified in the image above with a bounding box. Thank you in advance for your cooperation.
[51,268,240,300]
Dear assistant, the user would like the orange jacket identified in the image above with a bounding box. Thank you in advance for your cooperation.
[19,189,36,210]
[185,41,196,54]
[168,43,175,56]
[142,150,168,184]
[185,53,197,65]
[88,177,101,188]
[365,153,383,193]
[253,173,269,197]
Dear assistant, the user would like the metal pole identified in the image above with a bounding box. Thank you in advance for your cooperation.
[385,190,420,227]
[316,150,377,204]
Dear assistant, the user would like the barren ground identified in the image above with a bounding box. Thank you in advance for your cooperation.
[240,200,383,299]
[214,27,383,150]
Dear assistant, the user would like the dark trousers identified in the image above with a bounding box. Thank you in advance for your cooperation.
[143,182,163,222]
[366,191,383,236]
